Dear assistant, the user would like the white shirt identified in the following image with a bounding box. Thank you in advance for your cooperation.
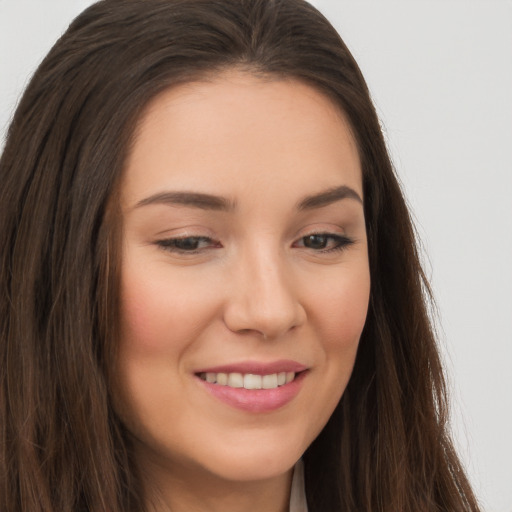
[289,459,308,512]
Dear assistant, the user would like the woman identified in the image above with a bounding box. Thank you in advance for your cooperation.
[0,0,481,511]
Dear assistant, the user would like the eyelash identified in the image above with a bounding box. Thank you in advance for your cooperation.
[155,236,217,254]
[155,233,354,255]
[294,233,354,253]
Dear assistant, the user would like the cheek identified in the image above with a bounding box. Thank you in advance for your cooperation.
[120,282,163,351]
[326,292,369,351]
[314,267,370,351]
[295,267,370,440]
[119,263,215,354]
[115,267,201,437]
[310,264,370,413]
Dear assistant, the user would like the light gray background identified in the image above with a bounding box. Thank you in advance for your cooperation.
[1,1,511,511]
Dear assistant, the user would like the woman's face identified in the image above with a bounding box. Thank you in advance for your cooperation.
[116,71,370,484]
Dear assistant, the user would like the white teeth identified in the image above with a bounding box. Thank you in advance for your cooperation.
[199,371,298,389]
[216,372,228,385]
[262,373,278,389]
[227,373,244,388]
[244,374,262,389]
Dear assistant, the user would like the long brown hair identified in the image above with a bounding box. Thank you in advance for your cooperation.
[0,1,480,510]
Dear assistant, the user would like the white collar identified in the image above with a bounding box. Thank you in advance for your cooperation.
[289,459,308,512]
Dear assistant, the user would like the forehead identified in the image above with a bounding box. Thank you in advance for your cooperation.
[122,70,362,206]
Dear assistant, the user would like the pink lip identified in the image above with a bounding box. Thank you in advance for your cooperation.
[196,371,307,413]
[194,359,308,375]
[193,360,309,413]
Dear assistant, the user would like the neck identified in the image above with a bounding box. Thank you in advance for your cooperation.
[138,450,293,512]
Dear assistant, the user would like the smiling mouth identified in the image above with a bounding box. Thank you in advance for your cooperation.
[197,371,299,390]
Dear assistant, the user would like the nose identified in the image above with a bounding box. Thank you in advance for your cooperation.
[223,246,306,340]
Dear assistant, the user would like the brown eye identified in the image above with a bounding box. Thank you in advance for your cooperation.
[156,236,218,253]
[172,237,202,251]
[295,233,354,253]
[303,234,329,250]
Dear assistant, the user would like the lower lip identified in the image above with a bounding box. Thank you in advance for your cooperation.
[196,371,307,413]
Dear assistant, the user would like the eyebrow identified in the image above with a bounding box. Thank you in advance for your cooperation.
[134,184,362,212]
[297,185,363,210]
[135,191,235,211]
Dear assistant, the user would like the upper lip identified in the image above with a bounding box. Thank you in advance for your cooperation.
[194,360,308,375]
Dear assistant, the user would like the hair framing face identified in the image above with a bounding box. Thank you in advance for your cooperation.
[0,1,480,511]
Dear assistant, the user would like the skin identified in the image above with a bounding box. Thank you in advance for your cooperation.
[115,70,370,512]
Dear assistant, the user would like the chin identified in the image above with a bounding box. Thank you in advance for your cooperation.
[204,454,298,483]
[195,432,306,482]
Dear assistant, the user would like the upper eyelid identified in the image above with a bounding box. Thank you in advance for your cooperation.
[155,231,345,241]
[297,228,344,237]
[153,226,216,237]
[155,232,351,249]
[155,228,347,240]
[293,233,353,246]
[155,236,219,255]
[294,228,348,242]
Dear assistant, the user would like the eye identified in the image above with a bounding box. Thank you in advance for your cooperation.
[295,233,354,253]
[155,236,219,253]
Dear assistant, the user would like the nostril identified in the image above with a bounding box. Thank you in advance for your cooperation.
[222,273,306,338]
